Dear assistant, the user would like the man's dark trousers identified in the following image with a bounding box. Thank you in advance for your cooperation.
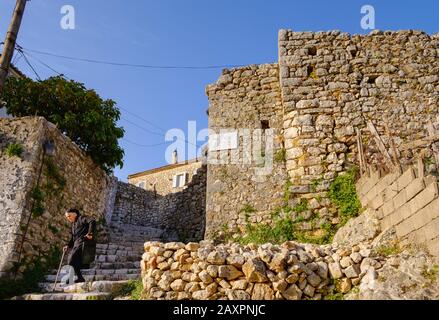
[66,214,96,282]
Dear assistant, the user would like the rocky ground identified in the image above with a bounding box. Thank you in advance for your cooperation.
[140,212,439,300]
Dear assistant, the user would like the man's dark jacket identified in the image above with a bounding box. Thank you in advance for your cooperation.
[66,214,96,267]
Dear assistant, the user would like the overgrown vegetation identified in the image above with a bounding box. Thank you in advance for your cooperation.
[44,158,66,193]
[240,204,256,214]
[422,265,439,282]
[374,243,402,257]
[292,199,308,214]
[112,279,143,300]
[328,168,361,226]
[5,143,23,158]
[234,200,329,245]
[48,224,59,234]
[30,187,45,218]
[2,76,125,173]
[237,214,295,245]
[324,288,345,300]
[310,178,323,192]
[274,149,286,163]
[0,247,61,300]
[30,160,66,218]
[220,166,362,246]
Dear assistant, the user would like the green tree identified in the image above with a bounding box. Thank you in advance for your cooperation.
[1,76,124,172]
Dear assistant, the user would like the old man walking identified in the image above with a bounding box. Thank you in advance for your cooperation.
[63,208,96,283]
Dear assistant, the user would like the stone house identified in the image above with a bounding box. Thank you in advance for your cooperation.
[127,151,204,196]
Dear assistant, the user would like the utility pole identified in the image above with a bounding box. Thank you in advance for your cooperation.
[0,0,27,96]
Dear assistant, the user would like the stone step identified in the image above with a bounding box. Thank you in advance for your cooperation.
[44,273,140,282]
[13,292,111,300]
[95,254,141,263]
[108,230,157,235]
[108,232,155,238]
[82,268,140,276]
[38,280,130,294]
[109,226,162,233]
[109,229,160,234]
[96,243,143,251]
[91,261,140,269]
[95,249,143,256]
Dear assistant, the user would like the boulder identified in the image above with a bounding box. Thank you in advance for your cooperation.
[251,283,274,300]
[333,209,380,246]
[242,258,269,283]
[218,265,243,280]
[282,284,303,300]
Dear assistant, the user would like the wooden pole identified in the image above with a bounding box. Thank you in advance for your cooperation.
[0,0,27,95]
[384,121,402,173]
[367,121,395,171]
[356,127,366,176]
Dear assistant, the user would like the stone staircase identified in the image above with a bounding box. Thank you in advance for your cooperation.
[12,219,165,300]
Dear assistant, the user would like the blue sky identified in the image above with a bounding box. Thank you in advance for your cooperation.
[1,0,438,181]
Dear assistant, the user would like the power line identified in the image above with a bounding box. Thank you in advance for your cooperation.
[119,105,167,134]
[121,117,165,137]
[122,138,169,148]
[15,45,205,150]
[19,50,41,81]
[21,46,247,70]
[19,47,70,79]
[121,116,203,149]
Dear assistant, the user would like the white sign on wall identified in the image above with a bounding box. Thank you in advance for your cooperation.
[209,131,238,151]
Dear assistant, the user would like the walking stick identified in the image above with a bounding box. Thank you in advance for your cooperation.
[52,248,67,293]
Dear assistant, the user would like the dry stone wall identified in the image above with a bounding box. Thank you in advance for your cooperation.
[357,166,439,256]
[205,64,288,239]
[0,117,114,278]
[205,29,439,238]
[279,29,439,197]
[141,240,388,300]
[0,117,208,279]
[112,164,207,242]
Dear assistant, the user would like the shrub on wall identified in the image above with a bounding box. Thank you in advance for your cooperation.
[2,76,125,173]
[328,168,361,225]
[5,143,23,158]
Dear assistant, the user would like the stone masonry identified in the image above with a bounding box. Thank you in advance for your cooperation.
[0,116,207,280]
[205,29,439,239]
[140,238,439,300]
[0,117,114,278]
[205,64,288,239]
[112,164,207,243]
[357,166,439,256]
[128,160,203,196]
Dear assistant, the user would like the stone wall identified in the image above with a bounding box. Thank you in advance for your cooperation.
[205,29,439,238]
[141,240,387,300]
[112,164,207,242]
[205,64,288,239]
[0,117,45,277]
[279,29,439,197]
[0,117,114,278]
[128,160,203,196]
[357,166,439,256]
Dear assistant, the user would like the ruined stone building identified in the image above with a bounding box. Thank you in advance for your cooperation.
[204,29,439,254]
[1,29,439,281]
